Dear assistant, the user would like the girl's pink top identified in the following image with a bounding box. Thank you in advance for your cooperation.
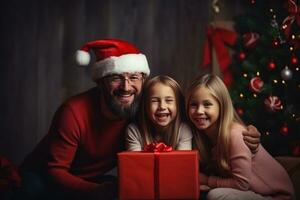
[208,123,295,200]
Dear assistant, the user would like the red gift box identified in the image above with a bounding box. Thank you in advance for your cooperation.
[118,151,199,200]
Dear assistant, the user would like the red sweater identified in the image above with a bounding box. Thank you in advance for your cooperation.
[21,87,129,192]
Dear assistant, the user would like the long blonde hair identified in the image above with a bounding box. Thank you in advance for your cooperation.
[186,74,244,176]
[137,75,185,149]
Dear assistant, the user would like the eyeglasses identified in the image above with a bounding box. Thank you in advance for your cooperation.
[106,73,144,86]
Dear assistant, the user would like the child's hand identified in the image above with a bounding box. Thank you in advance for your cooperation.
[243,125,261,153]
[199,173,208,185]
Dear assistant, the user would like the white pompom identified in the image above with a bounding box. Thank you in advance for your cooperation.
[75,50,90,66]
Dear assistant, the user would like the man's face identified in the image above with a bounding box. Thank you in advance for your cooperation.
[100,72,144,118]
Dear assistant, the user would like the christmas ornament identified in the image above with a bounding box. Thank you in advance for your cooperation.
[242,32,260,48]
[264,96,282,112]
[267,61,276,70]
[249,77,264,93]
[281,66,293,80]
[237,51,246,61]
[236,107,244,116]
[280,124,289,136]
[290,55,298,65]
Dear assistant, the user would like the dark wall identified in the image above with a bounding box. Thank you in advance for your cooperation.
[0,0,239,165]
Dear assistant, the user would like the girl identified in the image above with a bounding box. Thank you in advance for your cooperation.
[186,74,294,200]
[125,75,192,151]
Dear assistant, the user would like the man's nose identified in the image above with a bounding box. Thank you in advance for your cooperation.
[120,78,130,91]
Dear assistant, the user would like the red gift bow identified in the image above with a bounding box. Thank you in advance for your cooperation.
[202,25,237,87]
[282,0,300,38]
[143,142,172,152]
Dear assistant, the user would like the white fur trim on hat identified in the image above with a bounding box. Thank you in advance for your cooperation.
[91,53,150,81]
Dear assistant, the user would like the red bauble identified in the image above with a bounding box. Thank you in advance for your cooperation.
[280,124,289,136]
[236,108,244,116]
[267,61,276,70]
[242,32,260,48]
[249,77,264,93]
[291,55,298,65]
[238,52,246,60]
[264,96,282,112]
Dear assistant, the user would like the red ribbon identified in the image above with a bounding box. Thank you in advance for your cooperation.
[282,0,300,37]
[143,142,172,199]
[202,25,237,86]
[143,142,173,152]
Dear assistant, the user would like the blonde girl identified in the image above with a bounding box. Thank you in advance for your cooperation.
[125,75,192,151]
[186,74,294,200]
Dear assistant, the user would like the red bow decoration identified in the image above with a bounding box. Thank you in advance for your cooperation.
[282,0,300,38]
[202,25,237,86]
[143,142,172,152]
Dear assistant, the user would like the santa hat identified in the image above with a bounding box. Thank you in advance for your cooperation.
[75,39,150,81]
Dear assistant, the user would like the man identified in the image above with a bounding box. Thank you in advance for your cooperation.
[17,39,260,199]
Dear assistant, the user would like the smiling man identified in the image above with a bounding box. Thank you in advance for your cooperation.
[18,39,150,200]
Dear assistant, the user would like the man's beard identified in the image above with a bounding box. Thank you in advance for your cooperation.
[105,91,141,119]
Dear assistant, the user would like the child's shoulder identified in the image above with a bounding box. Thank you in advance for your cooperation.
[179,122,191,129]
[125,123,142,139]
[231,122,246,130]
[178,122,193,138]
[179,122,193,133]
[127,123,139,129]
[229,122,247,137]
[126,123,140,134]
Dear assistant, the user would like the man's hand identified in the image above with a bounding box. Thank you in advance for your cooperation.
[242,125,261,154]
[199,173,208,185]
[199,173,210,192]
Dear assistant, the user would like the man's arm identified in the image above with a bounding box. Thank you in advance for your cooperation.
[242,125,261,153]
[47,105,116,199]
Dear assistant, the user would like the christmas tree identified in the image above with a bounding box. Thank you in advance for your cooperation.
[229,0,300,156]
